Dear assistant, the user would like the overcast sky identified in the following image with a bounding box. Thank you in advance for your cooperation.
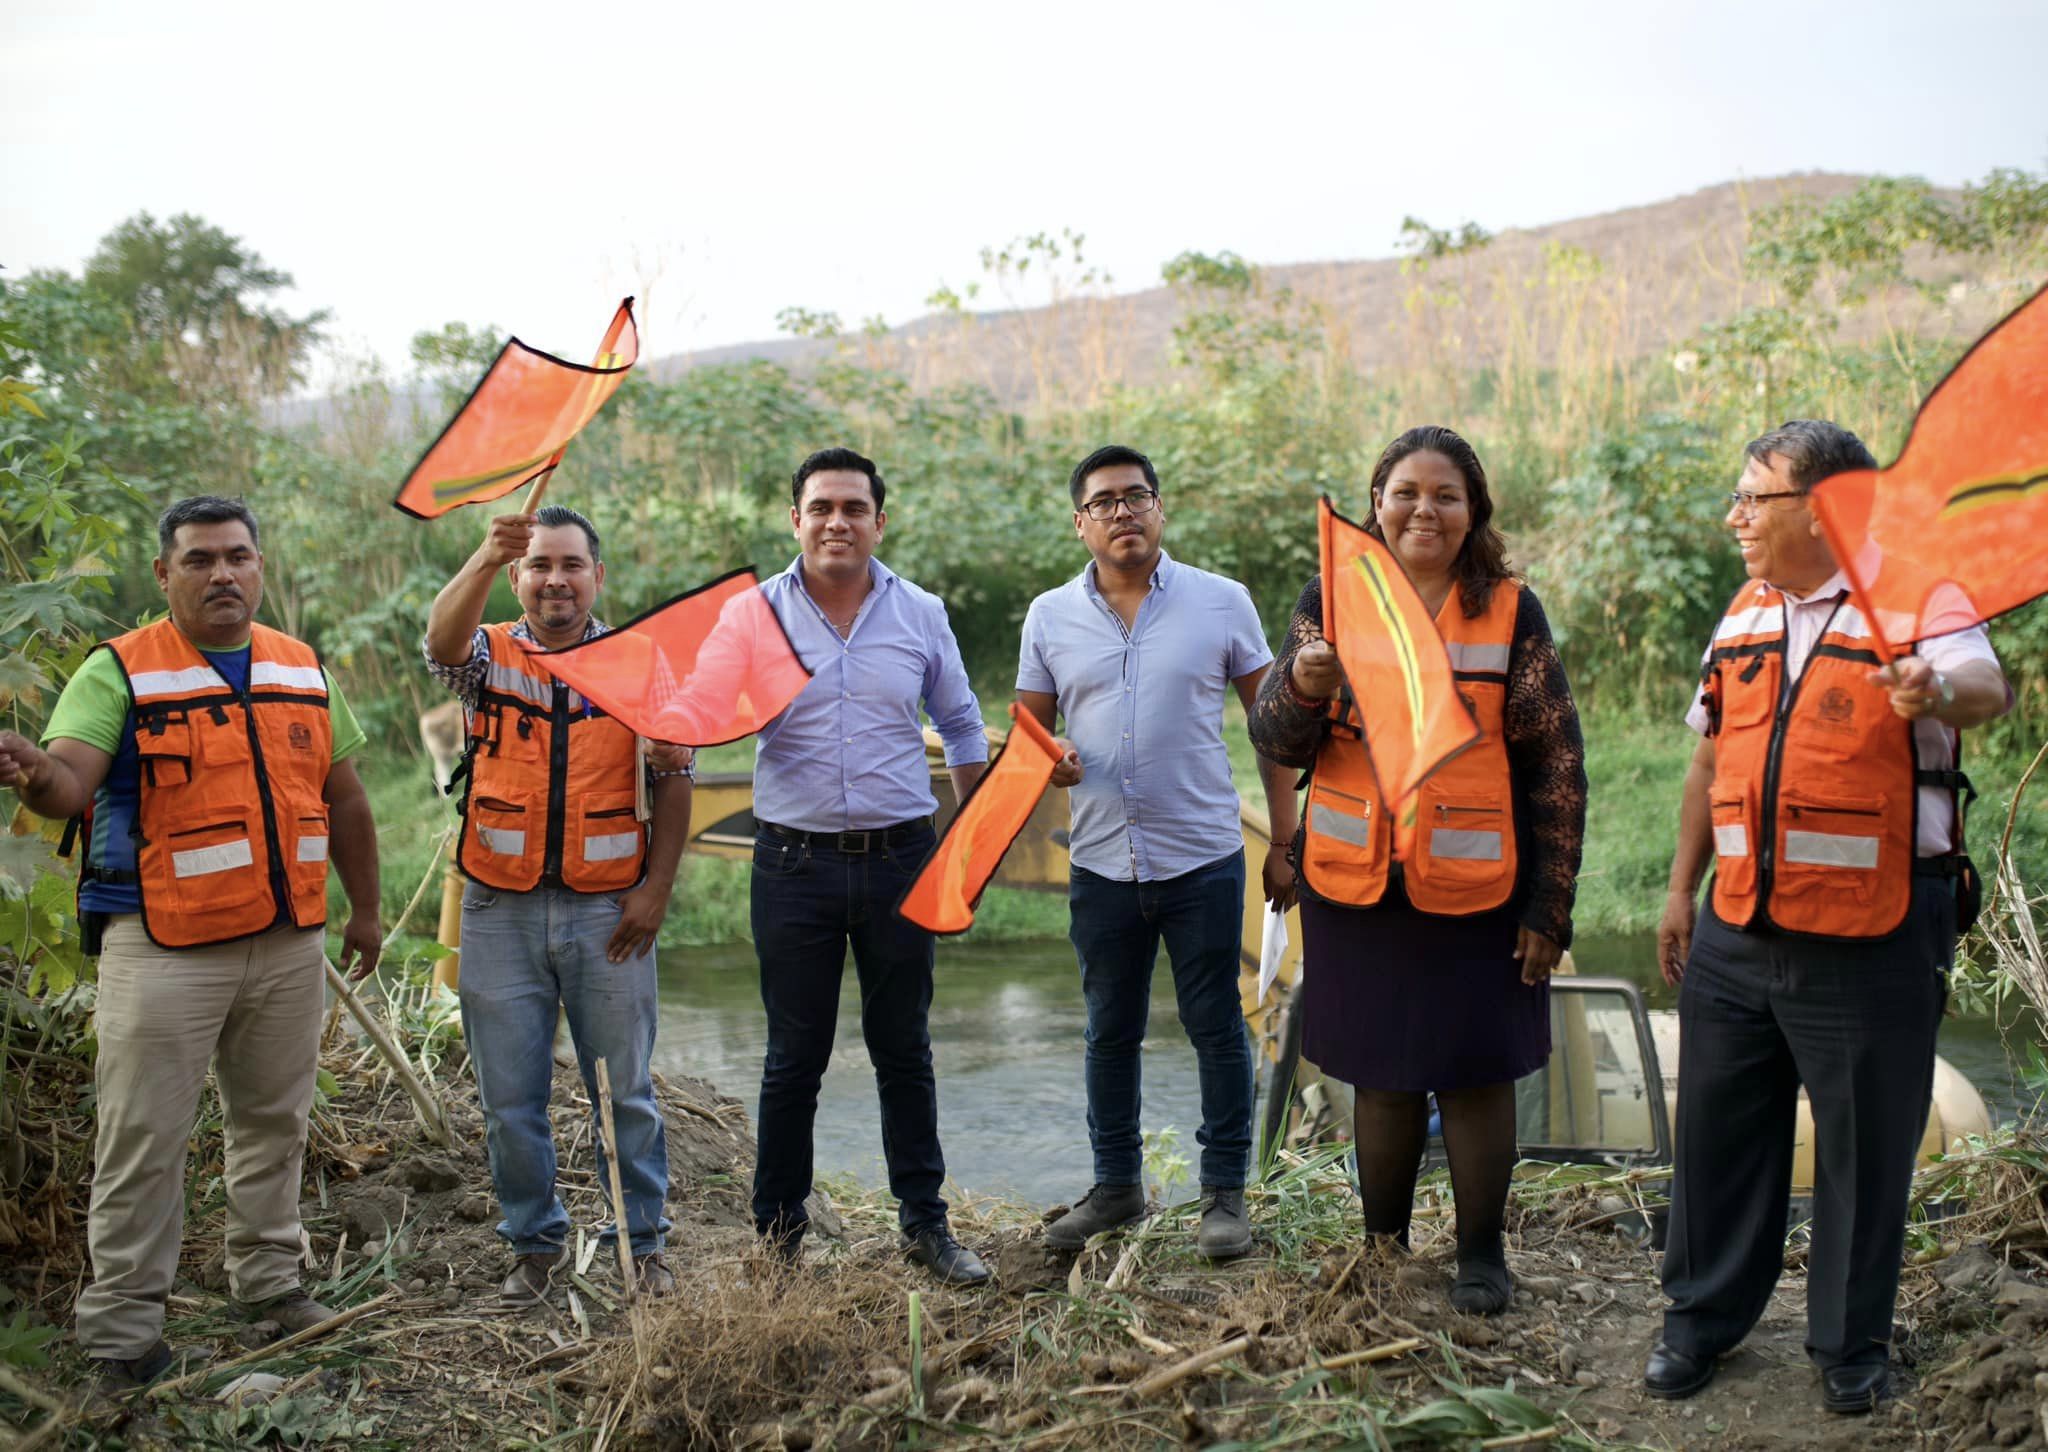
[6,0,2045,389]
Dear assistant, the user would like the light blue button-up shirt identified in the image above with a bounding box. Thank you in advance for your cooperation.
[753,555,988,833]
[1017,550,1272,882]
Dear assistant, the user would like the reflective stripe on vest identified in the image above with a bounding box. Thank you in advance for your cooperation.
[454,622,647,894]
[1298,579,1521,915]
[100,620,334,950]
[1704,578,1929,939]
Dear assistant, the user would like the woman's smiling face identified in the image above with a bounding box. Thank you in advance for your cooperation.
[1375,449,1471,580]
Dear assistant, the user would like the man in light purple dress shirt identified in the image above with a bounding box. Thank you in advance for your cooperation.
[746,447,992,1285]
[1017,444,1300,1260]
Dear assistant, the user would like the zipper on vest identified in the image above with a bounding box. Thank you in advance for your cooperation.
[1433,803,1500,819]
[542,682,571,880]
[238,683,292,925]
[1786,803,1882,820]
[1757,596,1845,920]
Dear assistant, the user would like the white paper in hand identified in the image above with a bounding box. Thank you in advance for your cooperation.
[1257,902,1289,1003]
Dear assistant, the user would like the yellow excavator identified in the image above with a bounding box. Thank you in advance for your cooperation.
[422,711,1991,1191]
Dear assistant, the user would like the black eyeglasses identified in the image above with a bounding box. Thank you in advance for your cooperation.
[1079,489,1160,522]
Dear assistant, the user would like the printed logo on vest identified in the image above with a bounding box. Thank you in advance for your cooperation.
[289,723,313,751]
[1816,687,1856,729]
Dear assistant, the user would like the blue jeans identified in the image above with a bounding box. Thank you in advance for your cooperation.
[458,883,670,1256]
[1069,850,1254,1188]
[750,822,949,1237]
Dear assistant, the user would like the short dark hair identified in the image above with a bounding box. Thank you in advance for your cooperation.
[158,495,260,557]
[532,504,601,562]
[1744,420,1878,492]
[792,447,886,510]
[1068,444,1159,506]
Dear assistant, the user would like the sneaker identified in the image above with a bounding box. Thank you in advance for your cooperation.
[89,1339,174,1391]
[633,1253,676,1297]
[237,1289,338,1333]
[499,1250,563,1306]
[1043,1183,1148,1251]
[1196,1185,1253,1260]
[902,1227,991,1286]
[1449,1256,1513,1316]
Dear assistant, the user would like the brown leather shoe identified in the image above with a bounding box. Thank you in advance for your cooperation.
[89,1339,175,1391]
[237,1289,339,1333]
[499,1250,563,1306]
[633,1253,676,1297]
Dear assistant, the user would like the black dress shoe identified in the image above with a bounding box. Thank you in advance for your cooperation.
[903,1227,991,1286]
[1643,1341,1716,1399]
[1821,1361,1890,1415]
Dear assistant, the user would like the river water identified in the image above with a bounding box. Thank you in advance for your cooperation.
[652,931,2039,1207]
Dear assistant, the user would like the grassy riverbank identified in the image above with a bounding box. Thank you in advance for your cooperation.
[360,700,2046,953]
[7,953,2045,1451]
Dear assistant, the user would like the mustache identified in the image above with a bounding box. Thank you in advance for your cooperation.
[204,586,244,601]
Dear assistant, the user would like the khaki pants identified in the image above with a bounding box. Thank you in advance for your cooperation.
[74,916,325,1357]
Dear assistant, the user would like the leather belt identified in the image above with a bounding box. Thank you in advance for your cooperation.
[757,818,931,854]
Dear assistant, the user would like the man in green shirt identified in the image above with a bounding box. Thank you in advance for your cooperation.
[0,496,381,1388]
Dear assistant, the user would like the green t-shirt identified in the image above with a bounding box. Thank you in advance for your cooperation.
[43,644,366,761]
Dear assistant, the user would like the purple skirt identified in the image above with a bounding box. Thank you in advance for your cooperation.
[1297,889,1550,1092]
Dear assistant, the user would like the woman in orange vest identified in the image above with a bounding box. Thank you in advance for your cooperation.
[1249,426,1587,1315]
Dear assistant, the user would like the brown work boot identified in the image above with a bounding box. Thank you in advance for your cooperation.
[1196,1185,1254,1260]
[237,1288,339,1333]
[499,1250,563,1306]
[633,1253,676,1297]
[89,1339,175,1392]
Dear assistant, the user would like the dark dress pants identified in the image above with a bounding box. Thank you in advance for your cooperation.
[749,822,949,1238]
[1660,877,1953,1369]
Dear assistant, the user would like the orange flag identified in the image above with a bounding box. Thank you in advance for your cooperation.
[520,569,811,746]
[1810,283,2048,659]
[1319,497,1478,847]
[898,704,1063,935]
[393,299,639,519]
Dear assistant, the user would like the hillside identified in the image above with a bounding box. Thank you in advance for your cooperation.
[276,171,2009,433]
[643,171,2000,410]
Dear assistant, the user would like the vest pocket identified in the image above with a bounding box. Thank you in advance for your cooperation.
[134,716,194,788]
[471,796,532,860]
[1709,795,1757,898]
[493,707,547,765]
[1416,794,1508,884]
[163,818,265,912]
[1775,792,1885,902]
[569,790,643,889]
[1300,780,1390,905]
[287,811,331,902]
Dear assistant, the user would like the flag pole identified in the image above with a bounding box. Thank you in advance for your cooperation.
[519,460,559,516]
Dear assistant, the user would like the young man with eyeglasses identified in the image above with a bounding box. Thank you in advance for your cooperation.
[1645,420,2011,1415]
[745,447,992,1284]
[1016,444,1298,1259]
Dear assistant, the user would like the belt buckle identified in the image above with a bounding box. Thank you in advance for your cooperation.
[837,830,871,853]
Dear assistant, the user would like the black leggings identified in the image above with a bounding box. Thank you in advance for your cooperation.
[1352,1081,1516,1263]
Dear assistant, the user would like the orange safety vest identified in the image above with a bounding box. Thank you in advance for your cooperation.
[102,620,334,949]
[453,622,647,893]
[1701,577,1957,940]
[1300,579,1520,915]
